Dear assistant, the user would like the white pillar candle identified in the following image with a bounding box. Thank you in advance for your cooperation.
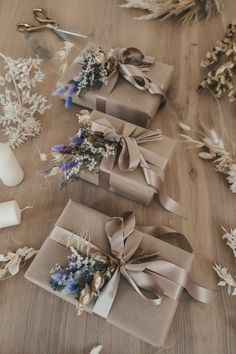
[0,143,24,186]
[0,200,21,229]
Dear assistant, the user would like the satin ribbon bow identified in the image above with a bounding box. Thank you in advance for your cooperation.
[100,47,166,99]
[92,117,185,217]
[92,212,216,319]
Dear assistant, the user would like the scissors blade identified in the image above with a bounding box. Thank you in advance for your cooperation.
[56,25,88,39]
[53,28,69,41]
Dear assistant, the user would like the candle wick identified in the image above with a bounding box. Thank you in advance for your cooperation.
[20,206,34,212]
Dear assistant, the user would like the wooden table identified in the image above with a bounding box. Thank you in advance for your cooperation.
[0,1,235,353]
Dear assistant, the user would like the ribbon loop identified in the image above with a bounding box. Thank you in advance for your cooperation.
[90,212,216,319]
[94,117,184,217]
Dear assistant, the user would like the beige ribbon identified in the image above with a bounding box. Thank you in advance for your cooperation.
[51,213,216,320]
[92,212,216,318]
[92,117,185,217]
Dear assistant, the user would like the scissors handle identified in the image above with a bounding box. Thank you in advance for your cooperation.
[33,8,55,24]
[17,22,55,33]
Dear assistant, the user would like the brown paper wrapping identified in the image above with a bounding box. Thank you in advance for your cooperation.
[78,110,177,206]
[57,42,174,128]
[25,200,194,348]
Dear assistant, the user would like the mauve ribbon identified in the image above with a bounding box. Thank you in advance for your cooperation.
[92,117,185,217]
[102,47,166,96]
[91,212,216,319]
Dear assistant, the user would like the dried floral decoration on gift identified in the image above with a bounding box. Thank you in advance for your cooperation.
[180,127,236,193]
[47,111,115,186]
[53,47,112,108]
[0,53,51,148]
[49,230,115,315]
[53,45,156,109]
[120,0,223,23]
[198,20,236,102]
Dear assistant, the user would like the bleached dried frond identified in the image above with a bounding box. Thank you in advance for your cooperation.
[213,263,236,296]
[0,53,51,148]
[221,226,236,257]
[55,41,75,74]
[120,0,223,23]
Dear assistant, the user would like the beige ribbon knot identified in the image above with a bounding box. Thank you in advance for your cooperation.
[92,117,185,217]
[91,211,216,319]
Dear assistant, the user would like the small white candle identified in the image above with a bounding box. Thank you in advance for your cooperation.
[0,143,24,186]
[0,200,21,229]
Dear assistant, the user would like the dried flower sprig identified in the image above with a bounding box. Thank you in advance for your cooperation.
[198,20,236,101]
[49,229,114,316]
[213,264,236,296]
[53,47,110,108]
[43,111,116,186]
[0,53,51,148]
[221,226,236,258]
[55,41,75,74]
[120,0,223,23]
[89,345,103,354]
[0,247,38,280]
[180,127,236,193]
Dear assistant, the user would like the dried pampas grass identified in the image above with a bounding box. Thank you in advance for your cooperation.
[120,0,223,23]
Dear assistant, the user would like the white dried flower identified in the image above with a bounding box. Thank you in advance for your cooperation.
[180,127,236,193]
[222,226,236,257]
[89,345,102,354]
[213,263,236,296]
[0,53,51,148]
[227,164,236,193]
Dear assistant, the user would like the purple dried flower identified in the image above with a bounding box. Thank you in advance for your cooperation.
[52,86,68,96]
[52,144,75,154]
[51,269,68,282]
[65,95,73,108]
[69,132,85,146]
[66,84,78,96]
[63,279,80,295]
[60,160,79,172]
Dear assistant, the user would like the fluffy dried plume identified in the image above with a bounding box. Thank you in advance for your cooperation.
[120,0,223,23]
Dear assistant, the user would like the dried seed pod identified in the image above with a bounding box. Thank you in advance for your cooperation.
[198,152,216,160]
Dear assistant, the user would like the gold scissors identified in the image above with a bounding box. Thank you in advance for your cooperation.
[17,8,88,41]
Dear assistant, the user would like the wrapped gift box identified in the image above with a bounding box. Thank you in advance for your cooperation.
[25,200,194,348]
[78,111,181,215]
[57,41,174,128]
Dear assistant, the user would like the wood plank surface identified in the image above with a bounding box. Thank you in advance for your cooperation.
[0,1,235,353]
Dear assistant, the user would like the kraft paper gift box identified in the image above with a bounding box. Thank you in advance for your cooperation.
[77,110,183,216]
[56,41,174,128]
[25,200,194,348]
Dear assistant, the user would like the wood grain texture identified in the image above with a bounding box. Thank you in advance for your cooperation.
[0,1,235,353]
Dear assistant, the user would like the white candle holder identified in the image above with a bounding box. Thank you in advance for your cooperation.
[0,143,24,186]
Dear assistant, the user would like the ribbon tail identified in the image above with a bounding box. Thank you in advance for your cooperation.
[121,267,163,305]
[141,161,185,218]
[145,260,217,304]
[92,267,121,319]
[136,225,193,253]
